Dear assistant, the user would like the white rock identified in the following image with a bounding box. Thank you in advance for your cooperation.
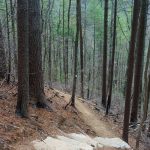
[94,137,131,149]
[32,138,73,150]
[57,136,93,150]
[32,136,93,150]
[31,134,131,150]
[68,133,103,148]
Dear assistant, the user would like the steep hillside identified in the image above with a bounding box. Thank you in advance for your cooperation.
[0,84,95,149]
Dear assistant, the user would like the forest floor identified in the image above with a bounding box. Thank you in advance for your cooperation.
[0,83,146,150]
[55,90,116,137]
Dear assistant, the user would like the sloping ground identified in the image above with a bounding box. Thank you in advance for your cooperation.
[30,90,131,150]
[54,90,147,150]
[55,90,117,137]
[0,84,142,150]
[0,84,95,150]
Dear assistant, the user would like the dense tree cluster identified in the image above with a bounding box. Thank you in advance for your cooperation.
[0,0,150,147]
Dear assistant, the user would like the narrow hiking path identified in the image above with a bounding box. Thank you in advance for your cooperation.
[55,90,118,138]
[13,88,129,150]
[30,90,130,150]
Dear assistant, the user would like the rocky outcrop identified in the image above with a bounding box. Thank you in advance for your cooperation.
[32,133,131,150]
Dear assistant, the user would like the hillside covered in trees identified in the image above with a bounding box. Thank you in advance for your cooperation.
[0,0,150,149]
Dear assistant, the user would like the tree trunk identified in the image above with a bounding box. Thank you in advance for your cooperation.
[57,9,62,82]
[48,17,52,87]
[10,0,18,78]
[16,0,29,118]
[130,0,147,124]
[83,0,87,80]
[66,0,72,86]
[87,54,91,100]
[102,0,108,107]
[62,0,67,88]
[28,0,47,107]
[79,1,84,99]
[5,0,11,84]
[91,15,96,98]
[0,20,7,79]
[70,0,80,107]
[136,39,149,149]
[106,0,117,115]
[122,0,142,142]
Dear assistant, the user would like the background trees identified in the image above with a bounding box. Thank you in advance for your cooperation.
[0,0,150,146]
[0,0,134,102]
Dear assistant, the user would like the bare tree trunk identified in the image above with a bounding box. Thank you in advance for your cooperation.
[148,110,150,137]
[66,0,72,85]
[43,18,48,74]
[136,40,149,150]
[70,0,80,107]
[0,20,7,79]
[10,0,18,78]
[91,15,96,98]
[106,0,117,115]
[79,1,84,99]
[48,16,52,87]
[102,0,108,107]
[57,8,62,82]
[29,0,49,109]
[83,0,87,78]
[16,0,29,118]
[62,0,67,88]
[130,0,147,124]
[5,0,11,84]
[87,54,91,100]
[122,0,141,142]
[147,69,150,138]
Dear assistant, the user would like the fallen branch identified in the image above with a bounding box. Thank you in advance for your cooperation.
[64,99,72,110]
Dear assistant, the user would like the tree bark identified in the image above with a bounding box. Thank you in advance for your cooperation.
[16,0,29,118]
[48,15,52,87]
[122,0,142,142]
[106,0,117,115]
[28,0,47,107]
[79,0,84,99]
[67,0,71,83]
[130,0,147,123]
[5,0,11,84]
[62,0,67,88]
[0,20,7,79]
[102,0,108,107]
[136,39,150,149]
[10,0,18,78]
[70,0,80,107]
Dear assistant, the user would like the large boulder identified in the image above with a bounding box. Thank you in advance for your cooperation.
[32,133,131,150]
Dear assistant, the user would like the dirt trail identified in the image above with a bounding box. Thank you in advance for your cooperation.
[55,90,117,138]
